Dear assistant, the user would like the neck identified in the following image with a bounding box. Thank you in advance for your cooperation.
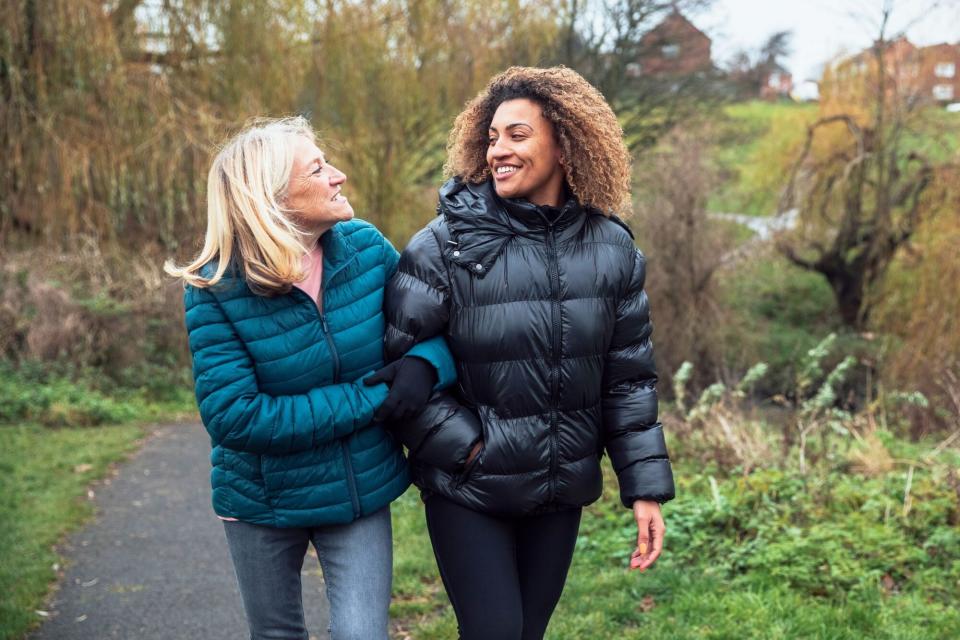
[525,175,566,209]
[300,223,332,252]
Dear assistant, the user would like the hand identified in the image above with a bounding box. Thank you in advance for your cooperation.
[629,500,665,572]
[363,357,437,422]
[465,440,483,466]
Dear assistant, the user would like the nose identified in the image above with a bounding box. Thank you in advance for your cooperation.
[329,164,347,185]
[488,138,511,161]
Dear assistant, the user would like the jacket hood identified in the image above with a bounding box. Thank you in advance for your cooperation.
[437,177,629,278]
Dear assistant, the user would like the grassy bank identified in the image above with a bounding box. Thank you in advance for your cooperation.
[709,101,818,217]
[390,446,960,639]
[0,424,146,640]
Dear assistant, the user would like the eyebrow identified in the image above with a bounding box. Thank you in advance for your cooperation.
[309,156,325,169]
[489,122,533,133]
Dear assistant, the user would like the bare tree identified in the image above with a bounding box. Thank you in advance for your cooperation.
[550,0,721,150]
[776,3,951,329]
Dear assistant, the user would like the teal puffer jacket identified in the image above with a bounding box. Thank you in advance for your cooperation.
[184,219,455,528]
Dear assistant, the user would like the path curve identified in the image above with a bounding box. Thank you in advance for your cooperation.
[30,423,330,640]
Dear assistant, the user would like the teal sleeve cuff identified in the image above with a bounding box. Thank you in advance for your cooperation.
[405,336,457,390]
[358,379,390,408]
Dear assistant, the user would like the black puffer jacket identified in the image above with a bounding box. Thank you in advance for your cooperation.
[385,177,675,515]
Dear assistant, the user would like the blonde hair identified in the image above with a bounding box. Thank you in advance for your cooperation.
[446,66,632,215]
[165,116,316,295]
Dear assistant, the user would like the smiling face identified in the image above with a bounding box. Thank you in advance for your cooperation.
[284,136,354,234]
[486,98,566,208]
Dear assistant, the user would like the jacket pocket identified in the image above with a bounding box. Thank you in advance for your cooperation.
[409,396,483,474]
[454,442,485,489]
[260,453,284,499]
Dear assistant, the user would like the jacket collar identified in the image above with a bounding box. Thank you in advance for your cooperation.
[438,177,592,278]
[319,222,358,287]
[199,223,358,295]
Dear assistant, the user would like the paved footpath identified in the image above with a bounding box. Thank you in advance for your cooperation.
[31,423,331,640]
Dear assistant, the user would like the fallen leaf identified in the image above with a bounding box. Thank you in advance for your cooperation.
[881,573,896,592]
[639,595,656,612]
[35,610,49,618]
[74,464,93,474]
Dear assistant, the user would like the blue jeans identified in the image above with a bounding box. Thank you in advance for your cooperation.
[222,506,393,640]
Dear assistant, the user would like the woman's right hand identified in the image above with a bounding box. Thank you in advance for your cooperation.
[364,356,437,421]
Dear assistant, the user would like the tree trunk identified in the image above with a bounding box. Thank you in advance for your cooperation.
[827,270,865,329]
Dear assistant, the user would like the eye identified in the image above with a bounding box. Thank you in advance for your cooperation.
[487,137,497,146]
[312,164,325,175]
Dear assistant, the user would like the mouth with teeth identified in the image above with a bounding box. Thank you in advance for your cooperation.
[494,164,520,180]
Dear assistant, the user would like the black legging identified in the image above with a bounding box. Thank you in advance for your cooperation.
[424,494,582,640]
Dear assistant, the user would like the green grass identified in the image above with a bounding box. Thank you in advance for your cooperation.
[708,101,960,219]
[0,363,196,428]
[898,107,960,163]
[709,101,818,217]
[0,423,146,640]
[390,453,960,639]
[0,362,196,639]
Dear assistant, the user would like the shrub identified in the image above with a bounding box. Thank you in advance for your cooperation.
[0,365,144,427]
[0,246,192,401]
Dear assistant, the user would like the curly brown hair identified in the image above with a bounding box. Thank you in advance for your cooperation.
[445,66,632,215]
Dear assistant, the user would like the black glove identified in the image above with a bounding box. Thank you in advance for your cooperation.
[363,356,437,422]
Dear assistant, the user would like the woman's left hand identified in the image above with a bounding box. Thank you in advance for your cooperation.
[629,499,665,572]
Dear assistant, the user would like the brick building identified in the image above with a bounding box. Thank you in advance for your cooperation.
[920,42,959,103]
[631,10,713,77]
[830,37,960,105]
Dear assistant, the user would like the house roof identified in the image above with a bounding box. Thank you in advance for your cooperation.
[640,9,711,45]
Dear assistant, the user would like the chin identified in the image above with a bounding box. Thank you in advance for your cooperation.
[494,183,522,200]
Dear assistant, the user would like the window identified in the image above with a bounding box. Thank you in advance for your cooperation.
[932,84,954,101]
[661,44,680,59]
[935,62,956,78]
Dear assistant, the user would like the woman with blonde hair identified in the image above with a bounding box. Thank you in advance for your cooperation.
[381,67,675,639]
[167,116,454,640]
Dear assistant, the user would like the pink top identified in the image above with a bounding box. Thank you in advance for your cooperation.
[218,243,324,523]
[293,243,324,310]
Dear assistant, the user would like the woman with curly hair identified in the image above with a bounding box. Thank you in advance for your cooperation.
[378,67,676,639]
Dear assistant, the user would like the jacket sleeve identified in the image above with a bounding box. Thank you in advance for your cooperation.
[602,248,676,507]
[185,284,390,455]
[383,225,483,474]
[381,234,456,390]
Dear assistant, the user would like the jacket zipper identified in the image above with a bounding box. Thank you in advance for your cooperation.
[286,244,363,519]
[545,223,562,503]
[320,314,362,519]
